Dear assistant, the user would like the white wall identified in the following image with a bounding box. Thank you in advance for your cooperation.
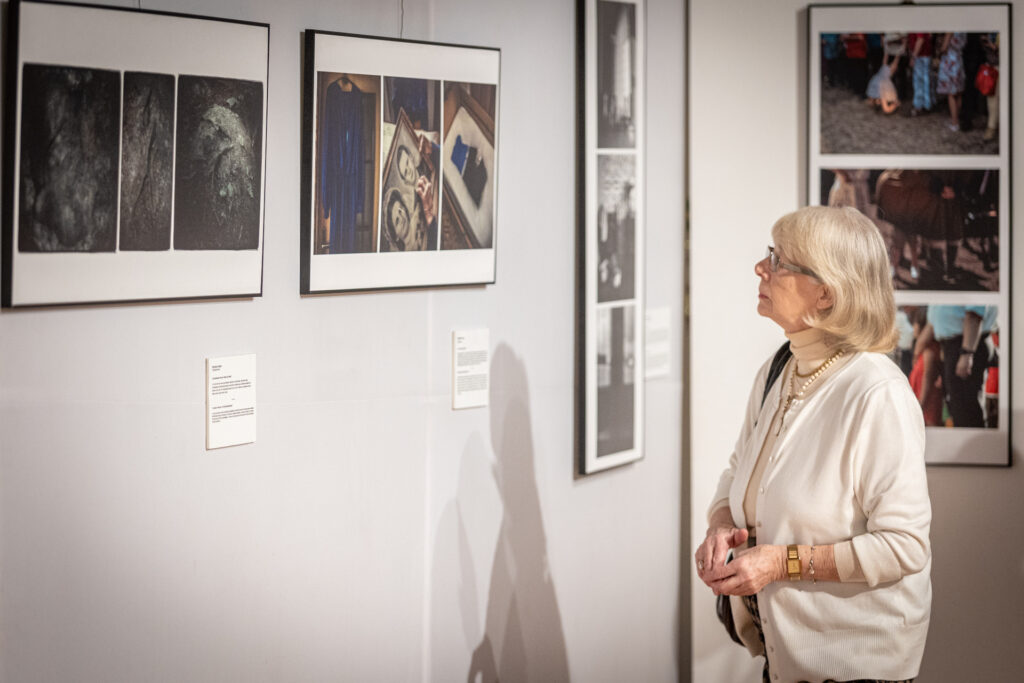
[0,1,686,682]
[690,2,1024,681]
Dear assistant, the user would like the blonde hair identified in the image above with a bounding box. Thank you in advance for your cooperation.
[772,206,899,353]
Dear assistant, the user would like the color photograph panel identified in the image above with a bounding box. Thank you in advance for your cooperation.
[174,75,263,250]
[441,81,496,250]
[314,72,381,254]
[380,77,440,252]
[896,304,1000,429]
[597,304,636,456]
[18,63,120,252]
[120,71,174,251]
[378,78,438,253]
[822,168,998,292]
[819,31,1000,155]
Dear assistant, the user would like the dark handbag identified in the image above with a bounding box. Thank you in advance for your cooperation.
[716,554,743,644]
[716,342,792,645]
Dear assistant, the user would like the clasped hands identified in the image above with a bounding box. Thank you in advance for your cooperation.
[695,525,786,596]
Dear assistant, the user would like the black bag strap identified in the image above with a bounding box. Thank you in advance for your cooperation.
[761,342,793,409]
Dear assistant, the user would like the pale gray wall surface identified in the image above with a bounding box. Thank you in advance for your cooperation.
[690,1,1024,682]
[0,1,686,682]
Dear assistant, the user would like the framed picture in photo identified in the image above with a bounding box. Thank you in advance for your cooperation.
[576,0,646,475]
[808,3,1011,465]
[2,0,269,307]
[300,31,500,294]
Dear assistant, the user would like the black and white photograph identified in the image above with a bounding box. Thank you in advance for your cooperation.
[300,31,500,294]
[2,0,269,307]
[120,71,175,251]
[174,75,263,250]
[809,4,1010,467]
[596,304,636,457]
[596,0,637,149]
[597,154,636,302]
[577,0,645,474]
[441,81,497,250]
[821,168,998,291]
[17,64,121,253]
[313,72,381,255]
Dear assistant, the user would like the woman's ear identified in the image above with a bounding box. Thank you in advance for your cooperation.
[817,285,834,311]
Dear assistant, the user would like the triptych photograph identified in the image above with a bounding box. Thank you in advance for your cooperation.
[808,3,1011,465]
[300,32,500,294]
[579,0,646,474]
[3,1,269,307]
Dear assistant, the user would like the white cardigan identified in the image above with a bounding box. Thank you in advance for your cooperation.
[710,351,932,683]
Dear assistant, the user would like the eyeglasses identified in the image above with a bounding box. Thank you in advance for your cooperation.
[765,245,820,280]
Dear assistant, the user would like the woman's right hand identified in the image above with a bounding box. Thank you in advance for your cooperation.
[695,507,749,592]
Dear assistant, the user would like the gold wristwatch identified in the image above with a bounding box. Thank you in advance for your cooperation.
[786,544,801,581]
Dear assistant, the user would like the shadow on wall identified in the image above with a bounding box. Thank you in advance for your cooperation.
[430,344,570,682]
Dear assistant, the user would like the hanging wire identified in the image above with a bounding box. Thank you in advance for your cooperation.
[399,0,405,38]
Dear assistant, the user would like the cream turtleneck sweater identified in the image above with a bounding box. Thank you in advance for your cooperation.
[740,327,864,581]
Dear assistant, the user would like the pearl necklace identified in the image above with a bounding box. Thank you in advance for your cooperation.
[777,349,845,434]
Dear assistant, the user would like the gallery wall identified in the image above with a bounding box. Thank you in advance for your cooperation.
[690,1,1024,681]
[0,0,686,682]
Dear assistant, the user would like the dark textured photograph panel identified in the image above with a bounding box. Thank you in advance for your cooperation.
[18,63,120,252]
[174,75,264,250]
[120,72,175,251]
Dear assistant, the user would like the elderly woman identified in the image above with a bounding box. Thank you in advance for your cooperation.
[695,206,931,683]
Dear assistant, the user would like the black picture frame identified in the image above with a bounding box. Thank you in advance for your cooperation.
[2,0,270,308]
[576,0,646,475]
[299,30,500,295]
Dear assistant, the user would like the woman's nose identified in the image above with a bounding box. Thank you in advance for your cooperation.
[754,257,770,278]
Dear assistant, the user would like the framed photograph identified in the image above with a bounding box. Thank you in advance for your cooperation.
[2,0,269,307]
[576,0,646,475]
[300,31,500,294]
[808,3,1011,465]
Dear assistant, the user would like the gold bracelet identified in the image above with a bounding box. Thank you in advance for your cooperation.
[809,545,817,584]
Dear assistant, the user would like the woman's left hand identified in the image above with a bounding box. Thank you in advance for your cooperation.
[706,544,786,596]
